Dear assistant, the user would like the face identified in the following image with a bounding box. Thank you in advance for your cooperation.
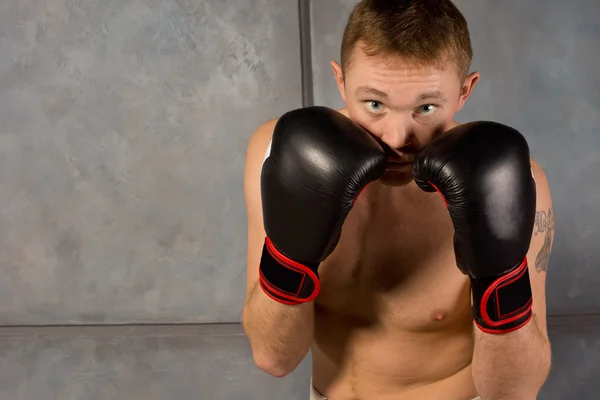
[332,45,480,186]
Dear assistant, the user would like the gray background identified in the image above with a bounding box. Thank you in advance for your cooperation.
[0,0,597,398]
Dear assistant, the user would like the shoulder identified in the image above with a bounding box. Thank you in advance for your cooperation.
[246,108,348,159]
[530,158,552,205]
[246,118,278,162]
[244,117,279,180]
[244,118,279,208]
[530,158,545,179]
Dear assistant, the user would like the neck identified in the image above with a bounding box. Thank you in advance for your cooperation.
[360,179,425,207]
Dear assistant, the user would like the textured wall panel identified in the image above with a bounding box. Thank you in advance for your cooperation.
[0,0,302,324]
[309,0,600,314]
[309,0,356,109]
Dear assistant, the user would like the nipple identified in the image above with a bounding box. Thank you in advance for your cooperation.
[431,310,446,321]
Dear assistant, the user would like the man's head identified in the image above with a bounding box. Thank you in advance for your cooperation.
[331,0,480,185]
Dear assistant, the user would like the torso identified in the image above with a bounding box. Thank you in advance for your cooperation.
[312,180,479,399]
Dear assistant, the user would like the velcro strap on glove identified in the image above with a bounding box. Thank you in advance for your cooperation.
[470,258,533,334]
[258,237,320,305]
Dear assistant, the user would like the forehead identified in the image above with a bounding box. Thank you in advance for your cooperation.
[344,48,461,100]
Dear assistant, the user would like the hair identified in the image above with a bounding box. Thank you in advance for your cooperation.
[341,0,473,78]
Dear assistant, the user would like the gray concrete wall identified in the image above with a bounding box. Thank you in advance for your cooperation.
[0,0,597,399]
[0,0,302,325]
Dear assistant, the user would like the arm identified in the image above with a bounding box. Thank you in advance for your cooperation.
[413,122,553,399]
[242,108,386,377]
[241,119,315,377]
[472,159,553,400]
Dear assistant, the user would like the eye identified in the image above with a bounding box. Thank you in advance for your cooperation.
[365,101,385,114]
[415,104,437,115]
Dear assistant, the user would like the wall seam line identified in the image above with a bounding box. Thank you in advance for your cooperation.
[298,0,314,107]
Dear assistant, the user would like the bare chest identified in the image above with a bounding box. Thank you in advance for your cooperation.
[315,194,473,331]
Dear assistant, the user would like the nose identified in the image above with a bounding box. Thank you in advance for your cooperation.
[379,119,413,150]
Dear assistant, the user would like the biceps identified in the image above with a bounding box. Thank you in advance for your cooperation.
[246,210,266,294]
[531,206,555,273]
[527,207,554,338]
[526,159,554,337]
[243,123,274,296]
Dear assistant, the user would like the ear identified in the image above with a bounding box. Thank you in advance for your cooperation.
[330,61,347,103]
[456,71,480,112]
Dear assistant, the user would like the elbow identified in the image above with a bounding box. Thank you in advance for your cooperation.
[242,309,291,377]
[540,339,553,383]
[252,349,296,378]
[242,302,308,378]
[528,338,552,397]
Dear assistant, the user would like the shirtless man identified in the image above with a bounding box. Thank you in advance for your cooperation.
[242,1,554,399]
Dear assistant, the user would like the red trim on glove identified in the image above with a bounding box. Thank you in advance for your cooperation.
[480,258,532,328]
[258,277,302,305]
[428,181,448,207]
[259,237,320,303]
[475,312,533,334]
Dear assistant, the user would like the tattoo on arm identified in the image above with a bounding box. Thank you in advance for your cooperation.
[534,207,554,272]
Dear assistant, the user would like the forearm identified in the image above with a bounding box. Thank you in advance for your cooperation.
[472,314,551,400]
[242,281,314,376]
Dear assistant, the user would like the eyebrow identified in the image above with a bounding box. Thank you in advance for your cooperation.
[416,91,447,102]
[355,86,389,99]
[355,86,448,103]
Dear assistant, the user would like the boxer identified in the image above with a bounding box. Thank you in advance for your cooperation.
[243,1,553,399]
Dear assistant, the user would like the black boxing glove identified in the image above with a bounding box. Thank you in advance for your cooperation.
[412,121,536,334]
[259,107,386,305]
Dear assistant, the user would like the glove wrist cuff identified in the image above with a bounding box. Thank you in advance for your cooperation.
[470,258,533,334]
[259,237,320,305]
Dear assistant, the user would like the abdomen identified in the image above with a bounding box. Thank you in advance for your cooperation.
[312,305,476,398]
